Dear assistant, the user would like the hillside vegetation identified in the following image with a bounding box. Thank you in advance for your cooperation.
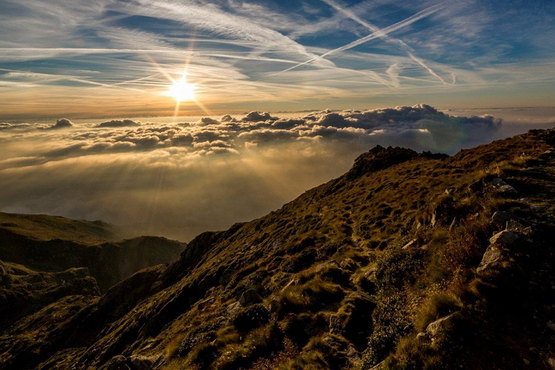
[0,214,185,292]
[1,129,555,369]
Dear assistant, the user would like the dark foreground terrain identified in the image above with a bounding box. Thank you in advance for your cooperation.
[0,213,185,331]
[1,129,555,369]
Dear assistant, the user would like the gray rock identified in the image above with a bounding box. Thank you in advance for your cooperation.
[477,245,503,274]
[506,219,533,236]
[239,289,262,306]
[129,355,159,370]
[426,313,456,337]
[490,211,516,230]
[489,230,519,247]
[227,301,242,316]
[491,178,518,195]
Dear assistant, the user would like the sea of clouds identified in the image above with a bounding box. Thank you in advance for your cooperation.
[0,105,509,240]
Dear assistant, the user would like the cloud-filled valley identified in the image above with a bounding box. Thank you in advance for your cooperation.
[0,105,539,240]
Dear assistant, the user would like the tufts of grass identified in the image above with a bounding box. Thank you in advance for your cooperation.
[414,293,462,332]
[278,276,345,315]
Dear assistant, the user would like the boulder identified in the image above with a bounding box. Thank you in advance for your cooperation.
[226,301,242,316]
[489,230,519,247]
[491,178,518,195]
[426,313,455,337]
[477,245,503,274]
[490,211,532,235]
[129,355,159,370]
[490,211,516,230]
[506,219,533,236]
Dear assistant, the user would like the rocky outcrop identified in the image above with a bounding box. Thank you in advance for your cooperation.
[347,146,419,180]
[491,177,518,196]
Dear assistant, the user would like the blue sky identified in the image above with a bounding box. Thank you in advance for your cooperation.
[0,0,554,119]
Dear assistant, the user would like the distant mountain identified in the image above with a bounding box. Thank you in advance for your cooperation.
[0,213,186,291]
[1,129,555,369]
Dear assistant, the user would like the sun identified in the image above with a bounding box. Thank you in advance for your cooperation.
[168,77,196,101]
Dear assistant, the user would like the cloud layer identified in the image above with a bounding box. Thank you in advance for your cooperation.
[0,105,507,240]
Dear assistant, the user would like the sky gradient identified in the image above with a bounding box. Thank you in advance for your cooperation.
[1,0,554,119]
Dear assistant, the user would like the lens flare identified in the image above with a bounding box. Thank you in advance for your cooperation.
[168,77,196,101]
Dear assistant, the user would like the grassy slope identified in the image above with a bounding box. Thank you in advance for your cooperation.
[1,129,555,369]
[0,212,118,245]
[0,213,186,292]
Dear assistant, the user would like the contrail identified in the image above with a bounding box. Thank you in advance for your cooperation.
[278,3,443,75]
[319,0,446,84]
[407,52,445,84]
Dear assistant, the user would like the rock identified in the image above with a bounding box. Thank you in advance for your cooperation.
[416,332,429,341]
[346,146,419,180]
[238,288,262,306]
[491,178,518,195]
[129,355,158,370]
[426,313,455,337]
[445,188,455,195]
[477,245,503,274]
[226,301,242,316]
[490,211,516,230]
[105,355,130,370]
[548,358,555,370]
[506,219,533,236]
[490,211,532,235]
[547,321,555,331]
[489,230,519,247]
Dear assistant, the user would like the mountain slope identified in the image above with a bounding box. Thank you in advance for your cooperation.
[1,129,555,369]
[0,214,186,292]
[0,212,117,245]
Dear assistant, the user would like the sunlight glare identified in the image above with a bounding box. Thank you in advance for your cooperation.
[168,77,196,102]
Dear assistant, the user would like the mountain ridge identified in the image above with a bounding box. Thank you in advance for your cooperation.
[1,128,555,369]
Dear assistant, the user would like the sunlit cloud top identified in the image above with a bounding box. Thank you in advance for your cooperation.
[0,0,554,119]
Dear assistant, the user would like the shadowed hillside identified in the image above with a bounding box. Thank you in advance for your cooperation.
[0,213,186,291]
[1,129,555,369]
